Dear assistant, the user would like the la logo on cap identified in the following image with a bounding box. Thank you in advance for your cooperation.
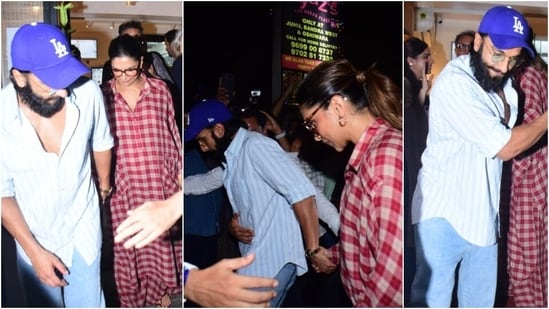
[50,38,69,58]
[207,117,215,123]
[512,16,524,35]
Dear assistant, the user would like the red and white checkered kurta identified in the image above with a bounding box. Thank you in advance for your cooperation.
[328,118,403,307]
[507,65,548,307]
[103,75,182,307]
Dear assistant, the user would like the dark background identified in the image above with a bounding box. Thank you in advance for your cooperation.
[184,5,403,307]
[184,1,403,110]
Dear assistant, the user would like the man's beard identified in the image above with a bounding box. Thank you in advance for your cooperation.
[12,79,65,118]
[211,131,232,163]
[470,44,511,93]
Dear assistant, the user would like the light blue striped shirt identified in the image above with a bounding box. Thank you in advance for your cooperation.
[184,154,340,236]
[223,128,316,278]
[1,79,114,267]
[412,55,516,246]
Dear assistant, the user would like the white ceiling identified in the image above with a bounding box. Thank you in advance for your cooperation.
[412,1,548,38]
[414,1,547,21]
[70,1,182,24]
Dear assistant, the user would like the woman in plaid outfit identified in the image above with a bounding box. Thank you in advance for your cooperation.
[101,34,182,307]
[295,59,403,307]
[506,48,548,308]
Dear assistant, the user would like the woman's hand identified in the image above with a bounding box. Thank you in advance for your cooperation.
[310,247,337,274]
[419,68,433,105]
[229,213,255,244]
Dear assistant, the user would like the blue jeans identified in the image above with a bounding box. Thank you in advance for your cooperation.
[16,247,105,307]
[250,263,297,307]
[270,263,297,307]
[411,218,497,307]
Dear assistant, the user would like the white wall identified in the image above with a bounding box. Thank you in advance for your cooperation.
[70,1,183,68]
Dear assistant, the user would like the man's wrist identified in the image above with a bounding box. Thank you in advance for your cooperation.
[183,262,198,303]
[184,262,198,285]
[99,187,113,196]
[305,247,321,259]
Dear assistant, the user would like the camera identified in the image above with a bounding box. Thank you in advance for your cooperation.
[249,90,261,105]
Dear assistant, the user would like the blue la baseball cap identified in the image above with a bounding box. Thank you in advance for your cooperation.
[185,99,233,142]
[11,23,90,89]
[478,6,534,57]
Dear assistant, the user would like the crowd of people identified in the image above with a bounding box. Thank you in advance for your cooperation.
[1,4,547,309]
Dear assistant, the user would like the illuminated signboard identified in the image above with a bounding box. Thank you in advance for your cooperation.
[281,2,342,72]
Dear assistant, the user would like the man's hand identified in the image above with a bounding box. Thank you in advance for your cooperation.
[229,213,254,244]
[28,247,69,287]
[114,191,182,249]
[185,253,278,307]
[1,197,69,287]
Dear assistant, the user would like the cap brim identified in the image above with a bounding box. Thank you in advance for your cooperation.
[33,56,90,89]
[184,125,202,143]
[184,99,233,142]
[490,34,535,58]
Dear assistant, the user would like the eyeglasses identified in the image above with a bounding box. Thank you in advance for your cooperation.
[112,67,140,77]
[455,43,471,51]
[22,71,62,98]
[484,39,523,71]
[303,104,322,131]
[489,50,522,71]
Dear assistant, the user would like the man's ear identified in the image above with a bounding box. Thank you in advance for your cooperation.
[11,69,26,88]
[473,32,482,53]
[212,123,225,139]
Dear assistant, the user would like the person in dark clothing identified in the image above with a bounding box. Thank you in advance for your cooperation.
[403,36,432,307]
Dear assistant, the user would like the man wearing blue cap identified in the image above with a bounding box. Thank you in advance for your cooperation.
[1,23,113,307]
[184,99,329,307]
[410,6,547,307]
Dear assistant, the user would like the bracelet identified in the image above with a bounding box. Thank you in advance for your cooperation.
[99,187,113,196]
[183,262,197,287]
[275,130,286,140]
[305,247,321,259]
[184,267,190,286]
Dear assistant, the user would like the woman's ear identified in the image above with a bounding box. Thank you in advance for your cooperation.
[330,95,348,117]
[407,56,415,66]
